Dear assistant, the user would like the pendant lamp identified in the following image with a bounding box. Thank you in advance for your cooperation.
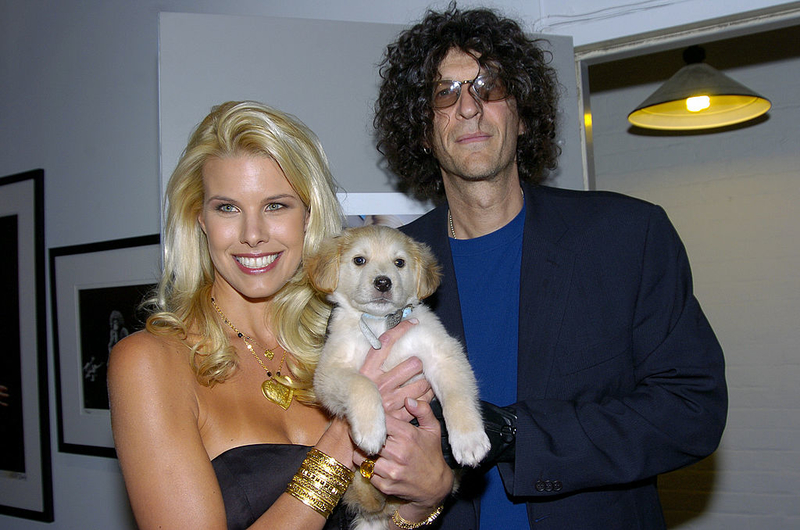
[627,46,771,130]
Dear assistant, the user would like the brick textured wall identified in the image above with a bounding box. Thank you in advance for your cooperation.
[588,28,800,529]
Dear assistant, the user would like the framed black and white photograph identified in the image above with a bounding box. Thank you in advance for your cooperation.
[50,234,161,458]
[0,169,52,522]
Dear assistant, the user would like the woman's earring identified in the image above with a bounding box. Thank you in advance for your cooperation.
[423,147,431,155]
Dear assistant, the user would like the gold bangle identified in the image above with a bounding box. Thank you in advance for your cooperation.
[292,472,340,507]
[305,450,354,484]
[285,448,354,519]
[391,504,444,529]
[301,457,353,487]
[307,449,355,478]
[285,480,336,518]
[296,467,349,497]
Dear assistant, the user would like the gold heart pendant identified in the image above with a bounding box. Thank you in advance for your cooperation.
[262,379,294,410]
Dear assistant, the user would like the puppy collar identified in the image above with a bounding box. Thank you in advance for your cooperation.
[359,305,413,350]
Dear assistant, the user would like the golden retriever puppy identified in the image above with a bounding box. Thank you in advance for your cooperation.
[305,225,490,530]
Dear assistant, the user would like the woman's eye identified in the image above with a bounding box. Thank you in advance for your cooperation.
[353,256,366,266]
[394,259,405,268]
[266,203,284,211]
[217,204,237,213]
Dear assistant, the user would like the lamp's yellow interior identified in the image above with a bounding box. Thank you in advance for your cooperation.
[628,95,771,130]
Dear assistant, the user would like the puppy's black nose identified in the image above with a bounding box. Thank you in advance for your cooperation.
[374,276,392,292]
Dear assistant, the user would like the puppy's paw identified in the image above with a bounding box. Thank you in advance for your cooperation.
[350,413,388,455]
[449,430,491,468]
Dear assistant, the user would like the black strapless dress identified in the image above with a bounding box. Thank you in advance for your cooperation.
[211,444,351,530]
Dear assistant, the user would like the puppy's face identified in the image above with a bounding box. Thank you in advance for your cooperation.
[338,227,417,313]
[306,225,441,315]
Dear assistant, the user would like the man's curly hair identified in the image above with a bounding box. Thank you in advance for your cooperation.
[374,3,560,201]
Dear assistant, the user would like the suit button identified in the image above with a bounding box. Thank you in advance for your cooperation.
[553,480,563,491]
[535,480,545,492]
[544,480,553,492]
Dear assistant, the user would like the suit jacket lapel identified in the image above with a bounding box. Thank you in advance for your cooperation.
[517,185,574,400]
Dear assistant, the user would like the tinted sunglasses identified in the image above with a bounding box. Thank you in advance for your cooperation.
[430,74,509,108]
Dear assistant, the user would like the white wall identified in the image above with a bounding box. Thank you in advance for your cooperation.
[1,0,796,528]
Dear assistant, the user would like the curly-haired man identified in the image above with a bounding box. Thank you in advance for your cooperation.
[376,5,727,529]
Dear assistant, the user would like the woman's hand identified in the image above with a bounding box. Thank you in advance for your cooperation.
[359,319,434,422]
[355,398,453,519]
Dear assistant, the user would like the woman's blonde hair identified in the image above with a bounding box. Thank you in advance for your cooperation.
[147,101,343,403]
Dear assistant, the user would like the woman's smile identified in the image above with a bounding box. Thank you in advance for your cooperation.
[235,252,281,272]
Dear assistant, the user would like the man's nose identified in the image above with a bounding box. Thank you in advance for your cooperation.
[455,84,482,119]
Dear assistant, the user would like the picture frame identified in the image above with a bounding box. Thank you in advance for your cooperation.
[0,169,52,522]
[50,234,161,458]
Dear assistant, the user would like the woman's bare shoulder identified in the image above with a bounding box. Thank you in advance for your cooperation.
[108,330,194,387]
[110,328,182,359]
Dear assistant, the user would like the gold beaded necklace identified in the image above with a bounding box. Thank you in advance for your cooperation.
[210,297,294,409]
[448,209,458,239]
[211,297,275,361]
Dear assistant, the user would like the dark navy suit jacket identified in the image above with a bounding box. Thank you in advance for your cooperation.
[401,184,727,529]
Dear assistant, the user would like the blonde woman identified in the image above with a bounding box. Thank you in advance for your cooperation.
[109,101,453,529]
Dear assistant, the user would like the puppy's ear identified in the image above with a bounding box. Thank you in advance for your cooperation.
[411,238,442,300]
[304,236,342,293]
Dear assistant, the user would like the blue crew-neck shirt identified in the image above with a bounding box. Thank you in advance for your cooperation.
[450,203,527,529]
